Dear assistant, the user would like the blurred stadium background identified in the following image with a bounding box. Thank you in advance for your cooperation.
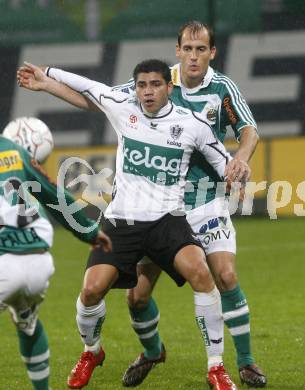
[1,1,305,389]
[1,0,305,217]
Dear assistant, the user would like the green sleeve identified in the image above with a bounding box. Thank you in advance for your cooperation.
[22,152,99,244]
[221,81,257,141]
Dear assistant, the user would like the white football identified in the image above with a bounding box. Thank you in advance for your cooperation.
[2,117,54,163]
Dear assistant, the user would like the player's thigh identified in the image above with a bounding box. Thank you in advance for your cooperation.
[0,254,26,304]
[127,260,162,305]
[26,252,55,297]
[89,217,146,290]
[173,244,209,279]
[83,263,120,299]
[174,244,216,293]
[147,214,205,287]
[137,259,162,290]
[187,200,236,256]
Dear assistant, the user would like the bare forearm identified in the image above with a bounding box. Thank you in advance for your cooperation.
[235,126,259,162]
[224,126,258,182]
[44,77,92,110]
[17,61,97,111]
[46,67,100,111]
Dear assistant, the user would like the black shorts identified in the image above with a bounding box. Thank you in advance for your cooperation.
[87,213,203,289]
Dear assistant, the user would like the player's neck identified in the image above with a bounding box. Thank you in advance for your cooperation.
[181,74,204,89]
[141,100,172,118]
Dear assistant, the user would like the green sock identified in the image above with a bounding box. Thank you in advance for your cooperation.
[129,297,162,359]
[221,284,254,368]
[17,320,50,390]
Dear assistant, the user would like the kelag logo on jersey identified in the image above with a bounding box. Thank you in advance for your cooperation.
[123,136,183,185]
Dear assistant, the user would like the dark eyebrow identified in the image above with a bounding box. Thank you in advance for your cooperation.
[183,44,208,49]
[137,79,163,85]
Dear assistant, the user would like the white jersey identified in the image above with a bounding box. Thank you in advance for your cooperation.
[48,68,231,221]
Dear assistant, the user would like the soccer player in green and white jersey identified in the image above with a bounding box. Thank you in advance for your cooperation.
[117,21,266,389]
[0,129,111,390]
[18,59,241,390]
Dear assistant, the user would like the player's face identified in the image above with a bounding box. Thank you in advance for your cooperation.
[176,27,216,88]
[136,72,173,114]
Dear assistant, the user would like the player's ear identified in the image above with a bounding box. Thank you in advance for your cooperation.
[210,46,216,60]
[175,43,180,58]
[167,81,174,95]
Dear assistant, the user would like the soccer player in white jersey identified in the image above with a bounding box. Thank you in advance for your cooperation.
[0,125,110,390]
[17,59,241,390]
[114,21,266,389]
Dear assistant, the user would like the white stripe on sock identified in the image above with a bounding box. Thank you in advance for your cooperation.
[27,366,50,380]
[138,328,158,340]
[131,313,160,329]
[223,305,249,321]
[21,350,50,363]
[230,324,250,336]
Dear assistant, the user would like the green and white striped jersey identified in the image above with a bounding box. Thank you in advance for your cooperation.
[0,136,99,255]
[114,64,257,209]
[170,64,257,208]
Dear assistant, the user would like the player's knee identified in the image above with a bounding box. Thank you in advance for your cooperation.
[188,266,213,292]
[126,288,150,309]
[10,305,39,336]
[217,269,237,291]
[81,283,106,305]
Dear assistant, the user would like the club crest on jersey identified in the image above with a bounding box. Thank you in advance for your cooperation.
[168,124,183,147]
[170,124,183,140]
[206,108,217,122]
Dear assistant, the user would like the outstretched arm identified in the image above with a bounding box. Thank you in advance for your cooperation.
[17,62,98,111]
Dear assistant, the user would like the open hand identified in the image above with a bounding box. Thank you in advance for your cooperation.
[225,158,250,202]
[224,157,251,184]
[17,62,48,91]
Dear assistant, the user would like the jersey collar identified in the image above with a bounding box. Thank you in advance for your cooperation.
[171,63,214,90]
[140,100,173,119]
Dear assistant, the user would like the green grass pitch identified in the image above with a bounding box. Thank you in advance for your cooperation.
[1,217,304,389]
